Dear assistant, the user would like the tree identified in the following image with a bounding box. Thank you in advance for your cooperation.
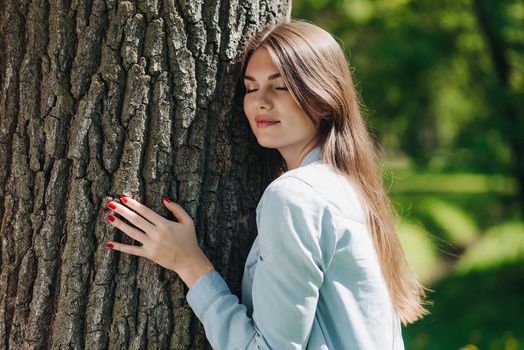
[0,0,290,348]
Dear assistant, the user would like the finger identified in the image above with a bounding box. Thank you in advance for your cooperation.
[106,241,145,257]
[106,214,149,245]
[162,197,193,225]
[108,201,156,233]
[119,196,166,226]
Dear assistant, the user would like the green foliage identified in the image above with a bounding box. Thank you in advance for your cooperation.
[292,0,524,174]
[416,197,479,246]
[397,219,440,283]
[456,221,524,272]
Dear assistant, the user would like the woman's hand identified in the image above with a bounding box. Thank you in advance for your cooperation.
[105,196,215,288]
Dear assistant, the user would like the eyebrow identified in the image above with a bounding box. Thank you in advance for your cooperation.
[243,73,281,81]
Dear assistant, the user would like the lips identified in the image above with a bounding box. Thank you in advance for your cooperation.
[255,116,280,128]
[256,120,280,128]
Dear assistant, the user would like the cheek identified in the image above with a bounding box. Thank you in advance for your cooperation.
[304,118,318,134]
[296,116,318,138]
[243,98,255,126]
[243,96,251,115]
[287,107,316,132]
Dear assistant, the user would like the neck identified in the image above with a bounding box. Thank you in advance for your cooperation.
[278,141,319,170]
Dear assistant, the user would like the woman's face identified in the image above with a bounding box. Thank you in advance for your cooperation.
[243,47,318,152]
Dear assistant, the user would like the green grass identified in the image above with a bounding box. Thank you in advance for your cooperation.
[385,169,524,349]
[403,221,524,350]
[385,172,517,195]
[404,261,524,350]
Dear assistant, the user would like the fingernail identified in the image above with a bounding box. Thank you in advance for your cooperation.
[108,202,117,210]
[162,196,171,203]
[106,242,114,249]
[120,196,128,204]
[106,214,115,222]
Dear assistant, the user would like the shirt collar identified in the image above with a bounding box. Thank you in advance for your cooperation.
[298,146,322,168]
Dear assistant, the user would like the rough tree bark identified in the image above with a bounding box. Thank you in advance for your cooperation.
[0,0,290,349]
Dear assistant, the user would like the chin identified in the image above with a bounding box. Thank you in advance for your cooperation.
[254,137,279,149]
[256,139,276,148]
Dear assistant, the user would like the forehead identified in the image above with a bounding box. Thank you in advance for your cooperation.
[244,48,280,75]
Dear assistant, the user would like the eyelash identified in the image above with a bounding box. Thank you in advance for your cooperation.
[245,87,288,94]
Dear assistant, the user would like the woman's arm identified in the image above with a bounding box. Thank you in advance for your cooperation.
[185,177,337,349]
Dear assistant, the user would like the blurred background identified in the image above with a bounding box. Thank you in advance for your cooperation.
[292,1,524,349]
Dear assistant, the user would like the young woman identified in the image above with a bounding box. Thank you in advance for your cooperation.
[105,19,427,349]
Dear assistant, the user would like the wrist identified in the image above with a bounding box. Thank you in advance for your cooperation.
[177,254,215,289]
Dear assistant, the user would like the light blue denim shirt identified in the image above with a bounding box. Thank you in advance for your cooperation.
[186,146,404,349]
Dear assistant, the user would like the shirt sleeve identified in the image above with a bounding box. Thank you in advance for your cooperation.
[186,176,337,349]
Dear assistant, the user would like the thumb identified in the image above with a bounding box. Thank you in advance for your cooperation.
[163,197,193,225]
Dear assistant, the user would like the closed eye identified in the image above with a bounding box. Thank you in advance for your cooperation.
[245,87,288,94]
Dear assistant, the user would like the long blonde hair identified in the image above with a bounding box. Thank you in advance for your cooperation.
[239,19,428,324]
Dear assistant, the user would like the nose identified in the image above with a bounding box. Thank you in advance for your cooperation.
[254,90,273,110]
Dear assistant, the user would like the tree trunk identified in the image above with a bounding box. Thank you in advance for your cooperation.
[0,0,290,349]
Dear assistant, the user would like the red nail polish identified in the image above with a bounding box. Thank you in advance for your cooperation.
[108,202,117,210]
[106,242,114,249]
[163,196,171,203]
[106,214,115,222]
[120,196,128,204]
